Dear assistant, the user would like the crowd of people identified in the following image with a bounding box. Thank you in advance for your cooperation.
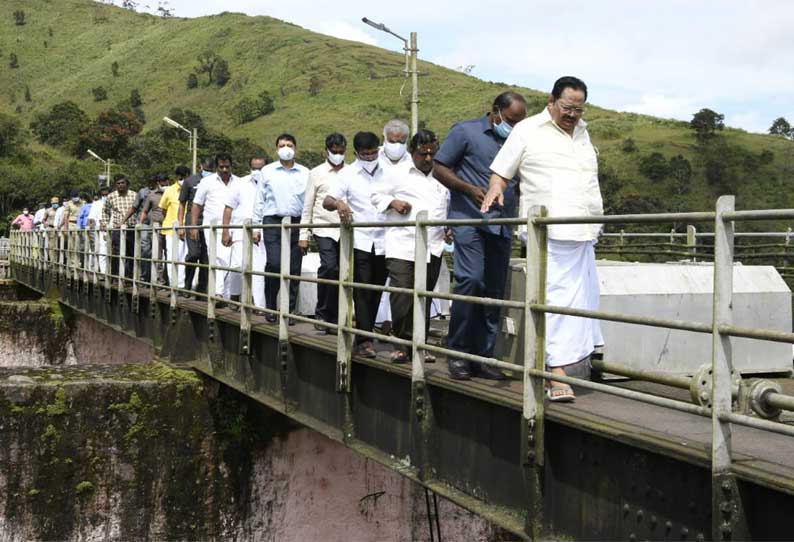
[12,76,604,402]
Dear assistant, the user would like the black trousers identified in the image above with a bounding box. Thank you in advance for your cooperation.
[110,229,135,279]
[263,215,303,312]
[185,228,208,293]
[353,248,387,344]
[315,235,339,323]
[386,255,443,353]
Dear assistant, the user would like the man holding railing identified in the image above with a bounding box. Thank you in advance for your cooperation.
[483,76,603,402]
[191,153,240,303]
[102,176,137,279]
[222,157,268,310]
[433,91,528,380]
[372,129,450,363]
[178,156,216,298]
[323,131,388,358]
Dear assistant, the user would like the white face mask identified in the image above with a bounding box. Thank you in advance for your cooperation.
[383,141,407,161]
[360,159,379,174]
[327,151,345,166]
[277,146,295,161]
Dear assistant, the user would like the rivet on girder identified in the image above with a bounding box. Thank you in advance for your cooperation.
[696,533,705,542]
[665,521,673,531]
[721,522,732,537]
[636,509,643,521]
[623,504,630,516]
[681,526,689,538]
[721,480,732,495]
[628,534,636,542]
[650,515,657,528]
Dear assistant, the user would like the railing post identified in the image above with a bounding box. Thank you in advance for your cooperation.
[207,220,218,320]
[150,223,158,298]
[669,227,675,245]
[279,216,291,342]
[711,195,747,540]
[336,221,355,442]
[132,224,141,313]
[523,205,548,539]
[410,211,431,479]
[239,219,253,355]
[687,225,697,262]
[104,230,112,303]
[82,228,90,288]
[118,226,128,312]
[169,223,179,309]
[57,230,65,283]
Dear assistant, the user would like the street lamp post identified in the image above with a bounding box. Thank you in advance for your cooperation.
[163,116,198,175]
[87,149,111,188]
[362,17,419,135]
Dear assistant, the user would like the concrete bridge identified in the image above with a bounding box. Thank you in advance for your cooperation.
[9,196,794,540]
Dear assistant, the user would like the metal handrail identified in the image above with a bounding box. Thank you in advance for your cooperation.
[9,198,794,526]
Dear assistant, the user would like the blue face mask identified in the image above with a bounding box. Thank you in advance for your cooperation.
[493,113,512,139]
[201,170,212,178]
[52,204,59,209]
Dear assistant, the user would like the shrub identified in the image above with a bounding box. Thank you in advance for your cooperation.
[186,73,198,89]
[13,10,25,26]
[92,87,108,102]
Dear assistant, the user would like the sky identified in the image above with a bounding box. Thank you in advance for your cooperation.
[138,0,794,134]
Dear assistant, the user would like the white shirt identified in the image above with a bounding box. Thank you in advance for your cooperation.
[372,161,450,261]
[87,198,105,230]
[193,173,240,225]
[327,160,386,255]
[490,108,603,241]
[54,206,66,230]
[300,161,344,242]
[33,208,46,229]
[378,147,411,176]
[225,172,260,241]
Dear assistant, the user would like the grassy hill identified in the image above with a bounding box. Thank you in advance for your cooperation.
[1,0,794,229]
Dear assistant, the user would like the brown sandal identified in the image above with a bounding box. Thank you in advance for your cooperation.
[390,350,409,364]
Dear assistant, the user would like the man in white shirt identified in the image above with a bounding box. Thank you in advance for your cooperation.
[87,186,109,273]
[323,131,387,359]
[372,129,450,364]
[483,76,604,402]
[299,133,346,333]
[191,153,240,302]
[252,134,310,323]
[222,157,267,310]
[376,119,412,333]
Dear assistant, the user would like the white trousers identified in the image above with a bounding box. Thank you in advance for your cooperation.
[164,233,188,289]
[227,238,267,307]
[209,231,233,299]
[545,239,602,368]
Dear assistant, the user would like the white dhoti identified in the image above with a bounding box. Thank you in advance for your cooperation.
[165,233,188,289]
[545,239,601,368]
[227,238,267,308]
[205,229,233,299]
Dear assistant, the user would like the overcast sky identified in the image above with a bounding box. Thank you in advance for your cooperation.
[138,0,794,133]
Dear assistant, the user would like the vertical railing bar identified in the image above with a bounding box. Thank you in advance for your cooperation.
[169,222,179,309]
[207,220,218,320]
[119,226,127,296]
[150,223,158,300]
[411,211,429,478]
[336,223,354,395]
[239,219,253,355]
[523,206,547,538]
[687,224,697,262]
[132,225,141,312]
[279,216,291,342]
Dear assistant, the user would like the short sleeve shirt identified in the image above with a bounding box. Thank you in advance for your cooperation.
[434,114,517,238]
[178,173,205,226]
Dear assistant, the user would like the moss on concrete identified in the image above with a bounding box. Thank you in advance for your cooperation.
[0,362,293,541]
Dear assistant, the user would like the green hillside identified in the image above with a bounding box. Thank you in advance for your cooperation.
[1,0,793,230]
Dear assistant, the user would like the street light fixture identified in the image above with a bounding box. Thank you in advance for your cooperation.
[86,149,111,189]
[362,17,419,135]
[162,116,198,175]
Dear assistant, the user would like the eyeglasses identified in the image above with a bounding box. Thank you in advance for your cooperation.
[556,101,586,115]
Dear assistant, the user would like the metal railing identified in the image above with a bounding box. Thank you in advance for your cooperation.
[8,196,794,538]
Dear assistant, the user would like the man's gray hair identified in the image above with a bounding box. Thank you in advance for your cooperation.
[383,119,410,138]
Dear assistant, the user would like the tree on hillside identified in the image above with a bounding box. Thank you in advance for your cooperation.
[78,109,144,159]
[231,91,275,125]
[669,154,692,195]
[769,117,792,139]
[129,89,143,108]
[121,0,139,10]
[111,61,120,77]
[24,86,31,103]
[13,10,25,26]
[308,75,322,96]
[9,53,18,69]
[214,58,231,87]
[639,152,669,181]
[690,108,724,142]
[0,114,26,157]
[621,138,637,153]
[186,73,198,89]
[194,52,221,85]
[92,87,108,102]
[30,101,89,153]
[157,1,174,17]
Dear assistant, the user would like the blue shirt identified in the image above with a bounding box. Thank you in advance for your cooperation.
[77,203,92,229]
[434,114,517,238]
[252,161,310,221]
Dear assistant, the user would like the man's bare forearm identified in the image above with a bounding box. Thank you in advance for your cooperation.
[433,162,474,193]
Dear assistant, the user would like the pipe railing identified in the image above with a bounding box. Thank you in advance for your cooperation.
[9,198,794,538]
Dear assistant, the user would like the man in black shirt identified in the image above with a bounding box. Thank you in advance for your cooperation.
[178,157,215,296]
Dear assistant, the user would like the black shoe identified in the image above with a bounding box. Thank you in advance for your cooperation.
[265,313,277,324]
[448,359,471,380]
[178,291,192,299]
[476,362,506,380]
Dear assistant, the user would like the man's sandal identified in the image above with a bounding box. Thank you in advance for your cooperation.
[390,350,409,364]
[546,383,576,403]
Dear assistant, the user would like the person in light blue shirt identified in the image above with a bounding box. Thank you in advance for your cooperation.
[77,196,93,229]
[252,133,310,321]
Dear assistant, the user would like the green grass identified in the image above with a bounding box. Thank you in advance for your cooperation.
[1,0,794,228]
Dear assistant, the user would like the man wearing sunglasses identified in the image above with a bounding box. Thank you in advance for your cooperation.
[482,76,604,403]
